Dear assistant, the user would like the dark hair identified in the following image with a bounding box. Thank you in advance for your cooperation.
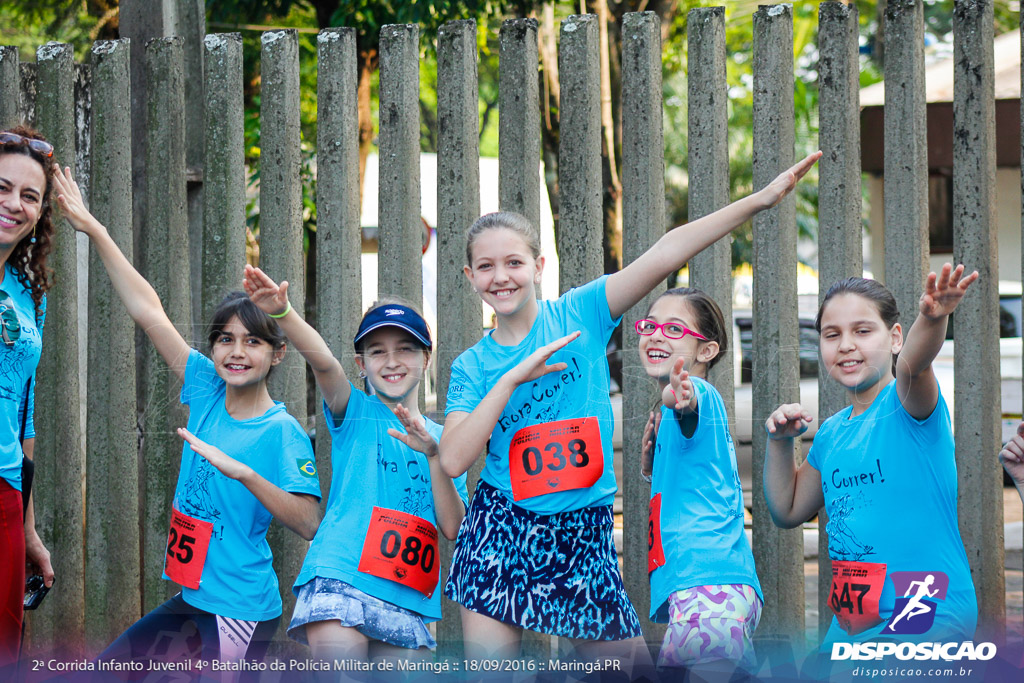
[465,211,541,265]
[357,296,431,354]
[647,287,728,370]
[1,125,56,317]
[206,291,286,352]
[816,277,900,374]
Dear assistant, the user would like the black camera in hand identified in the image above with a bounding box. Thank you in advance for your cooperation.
[24,574,50,610]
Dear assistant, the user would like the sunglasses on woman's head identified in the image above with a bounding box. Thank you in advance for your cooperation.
[0,132,54,158]
[0,290,21,347]
[634,319,708,341]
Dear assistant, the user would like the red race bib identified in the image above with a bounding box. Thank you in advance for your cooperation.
[648,493,666,574]
[164,507,214,590]
[508,417,604,500]
[830,560,887,635]
[358,507,439,597]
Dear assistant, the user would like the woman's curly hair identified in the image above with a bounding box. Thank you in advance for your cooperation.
[1,125,55,318]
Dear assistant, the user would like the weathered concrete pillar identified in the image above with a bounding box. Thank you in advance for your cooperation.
[952,0,1004,643]
[619,11,666,650]
[686,6,735,442]
[84,39,139,651]
[435,19,482,657]
[30,41,84,658]
[175,0,206,329]
[201,33,246,322]
[259,29,307,643]
[140,36,191,613]
[378,24,422,305]
[557,15,602,291]
[498,18,541,247]
[18,62,36,127]
[751,5,803,663]
[816,1,862,641]
[313,26,361,544]
[883,0,929,328]
[0,46,19,128]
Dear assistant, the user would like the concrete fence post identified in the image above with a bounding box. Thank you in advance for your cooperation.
[31,40,85,657]
[751,6,803,665]
[816,0,862,641]
[498,18,541,253]
[201,33,246,324]
[85,38,140,650]
[378,24,423,306]
[686,6,735,442]
[259,29,307,646]
[435,18,482,657]
[140,36,190,613]
[952,0,1004,643]
[557,15,603,292]
[883,0,929,327]
[620,11,666,649]
[0,46,20,128]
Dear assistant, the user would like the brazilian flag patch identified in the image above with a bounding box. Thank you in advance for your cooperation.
[296,458,317,478]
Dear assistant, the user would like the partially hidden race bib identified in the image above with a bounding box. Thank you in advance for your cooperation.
[830,560,887,635]
[648,493,665,574]
[358,507,439,597]
[508,417,604,500]
[165,507,214,590]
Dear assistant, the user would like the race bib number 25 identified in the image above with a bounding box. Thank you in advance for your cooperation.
[165,507,213,590]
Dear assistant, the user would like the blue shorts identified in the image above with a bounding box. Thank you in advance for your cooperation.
[288,577,436,650]
[445,480,642,641]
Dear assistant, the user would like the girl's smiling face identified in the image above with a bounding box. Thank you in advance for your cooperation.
[210,315,284,389]
[637,296,717,382]
[464,227,544,319]
[0,153,46,252]
[355,327,429,403]
[818,293,903,393]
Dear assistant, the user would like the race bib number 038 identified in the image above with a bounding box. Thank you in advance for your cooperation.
[648,493,666,574]
[830,560,887,635]
[508,417,604,500]
[358,507,439,597]
[165,507,213,590]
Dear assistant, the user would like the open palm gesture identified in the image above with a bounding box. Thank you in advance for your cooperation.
[918,263,979,320]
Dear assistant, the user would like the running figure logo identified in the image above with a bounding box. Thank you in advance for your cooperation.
[885,571,949,635]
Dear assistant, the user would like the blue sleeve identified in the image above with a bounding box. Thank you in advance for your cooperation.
[275,419,322,498]
[180,349,221,407]
[323,382,367,436]
[18,375,35,440]
[444,353,483,416]
[563,274,621,338]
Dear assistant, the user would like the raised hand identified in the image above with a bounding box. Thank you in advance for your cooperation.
[918,263,979,320]
[757,151,822,210]
[388,403,439,457]
[243,264,291,317]
[640,410,662,481]
[52,164,98,233]
[668,357,693,410]
[999,421,1024,497]
[765,403,813,440]
[503,331,581,387]
[177,427,251,481]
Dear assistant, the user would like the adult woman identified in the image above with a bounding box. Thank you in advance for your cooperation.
[0,126,56,670]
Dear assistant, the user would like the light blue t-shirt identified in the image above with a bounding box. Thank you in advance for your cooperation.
[649,377,761,621]
[807,380,977,646]
[1,263,44,491]
[295,385,469,621]
[167,349,322,621]
[446,276,620,514]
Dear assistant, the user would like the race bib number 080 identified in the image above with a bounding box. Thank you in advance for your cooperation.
[508,417,604,500]
[358,507,439,597]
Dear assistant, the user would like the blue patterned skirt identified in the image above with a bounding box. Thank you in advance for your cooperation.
[445,480,642,641]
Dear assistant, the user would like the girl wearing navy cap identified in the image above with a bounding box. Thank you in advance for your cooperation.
[243,265,468,663]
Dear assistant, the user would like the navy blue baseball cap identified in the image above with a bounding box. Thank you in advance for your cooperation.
[354,304,432,351]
